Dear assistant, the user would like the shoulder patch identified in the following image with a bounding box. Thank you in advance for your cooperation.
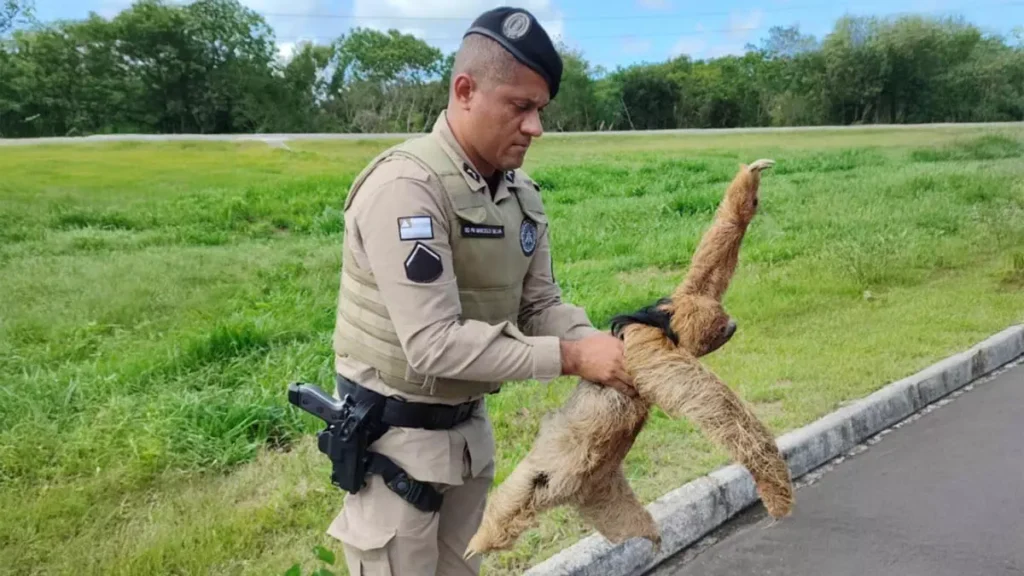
[520,218,538,256]
[398,216,433,241]
[404,242,443,283]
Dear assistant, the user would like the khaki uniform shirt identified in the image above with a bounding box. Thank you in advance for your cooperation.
[332,111,600,486]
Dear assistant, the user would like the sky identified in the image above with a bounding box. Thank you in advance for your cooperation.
[31,0,1024,71]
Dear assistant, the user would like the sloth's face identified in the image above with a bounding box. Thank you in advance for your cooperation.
[703,315,737,355]
[674,297,737,357]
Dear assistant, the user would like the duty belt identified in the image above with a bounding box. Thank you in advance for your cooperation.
[335,374,480,430]
[332,374,480,512]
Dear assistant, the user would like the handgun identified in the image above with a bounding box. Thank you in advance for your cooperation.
[287,382,382,493]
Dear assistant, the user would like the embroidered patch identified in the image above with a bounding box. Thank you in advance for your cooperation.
[520,218,538,256]
[505,171,515,184]
[397,216,433,241]
[462,162,481,183]
[502,11,531,40]
[461,223,505,238]
[404,242,442,283]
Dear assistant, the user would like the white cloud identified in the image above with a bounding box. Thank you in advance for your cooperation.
[909,0,954,11]
[671,9,763,60]
[236,0,327,65]
[636,0,672,9]
[670,37,707,58]
[668,21,709,59]
[94,0,566,62]
[240,0,324,41]
[241,0,318,11]
[621,37,653,55]
[276,41,296,60]
[727,8,763,41]
[706,43,741,58]
[351,0,566,54]
[97,0,133,18]
[713,9,765,57]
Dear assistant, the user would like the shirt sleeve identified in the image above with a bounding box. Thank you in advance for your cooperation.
[517,217,603,341]
[347,160,564,383]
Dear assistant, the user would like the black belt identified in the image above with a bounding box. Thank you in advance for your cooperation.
[335,374,479,431]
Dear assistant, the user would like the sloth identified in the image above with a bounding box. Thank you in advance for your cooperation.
[464,159,793,559]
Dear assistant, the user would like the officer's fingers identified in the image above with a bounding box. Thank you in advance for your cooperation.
[614,367,635,386]
[608,377,638,397]
[622,381,639,398]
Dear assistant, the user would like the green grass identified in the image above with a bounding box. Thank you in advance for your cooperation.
[1,125,1023,576]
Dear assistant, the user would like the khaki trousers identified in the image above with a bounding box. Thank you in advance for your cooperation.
[326,362,496,576]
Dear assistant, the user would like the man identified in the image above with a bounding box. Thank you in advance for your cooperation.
[324,6,635,575]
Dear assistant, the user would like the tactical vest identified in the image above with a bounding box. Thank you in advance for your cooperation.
[333,132,548,399]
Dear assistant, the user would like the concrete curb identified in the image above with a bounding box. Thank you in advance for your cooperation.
[523,324,1024,576]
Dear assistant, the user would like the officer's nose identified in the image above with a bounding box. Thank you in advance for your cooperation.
[522,110,543,138]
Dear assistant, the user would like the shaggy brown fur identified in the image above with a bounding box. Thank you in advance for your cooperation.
[464,159,793,559]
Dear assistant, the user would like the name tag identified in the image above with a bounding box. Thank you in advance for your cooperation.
[461,223,505,238]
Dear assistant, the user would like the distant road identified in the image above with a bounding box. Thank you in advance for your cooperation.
[2,121,1022,146]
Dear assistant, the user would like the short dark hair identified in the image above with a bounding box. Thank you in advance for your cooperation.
[450,33,519,93]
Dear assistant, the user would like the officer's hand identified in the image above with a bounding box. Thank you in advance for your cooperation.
[560,334,637,397]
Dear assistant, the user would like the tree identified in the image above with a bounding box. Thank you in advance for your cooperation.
[610,63,681,130]
[111,0,278,133]
[820,16,891,124]
[541,46,600,131]
[752,25,820,59]
[2,5,1022,137]
[1,0,35,35]
[335,27,442,85]
[269,41,337,132]
[330,28,445,133]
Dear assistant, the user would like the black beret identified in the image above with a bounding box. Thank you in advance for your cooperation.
[463,7,563,99]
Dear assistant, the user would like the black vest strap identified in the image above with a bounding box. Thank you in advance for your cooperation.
[609,296,680,345]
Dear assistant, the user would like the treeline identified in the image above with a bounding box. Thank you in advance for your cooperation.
[1,0,1023,137]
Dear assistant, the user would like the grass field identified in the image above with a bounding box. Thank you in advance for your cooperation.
[2,125,1024,576]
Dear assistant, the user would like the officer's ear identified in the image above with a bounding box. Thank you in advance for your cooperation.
[451,72,477,110]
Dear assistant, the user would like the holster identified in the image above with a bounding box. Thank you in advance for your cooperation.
[315,392,385,497]
[312,375,479,514]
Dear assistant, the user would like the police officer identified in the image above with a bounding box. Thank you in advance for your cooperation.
[325,6,636,575]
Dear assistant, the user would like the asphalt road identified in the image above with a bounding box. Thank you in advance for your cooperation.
[2,121,1022,146]
[651,358,1024,576]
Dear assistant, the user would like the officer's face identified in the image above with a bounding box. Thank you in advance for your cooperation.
[469,63,549,172]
